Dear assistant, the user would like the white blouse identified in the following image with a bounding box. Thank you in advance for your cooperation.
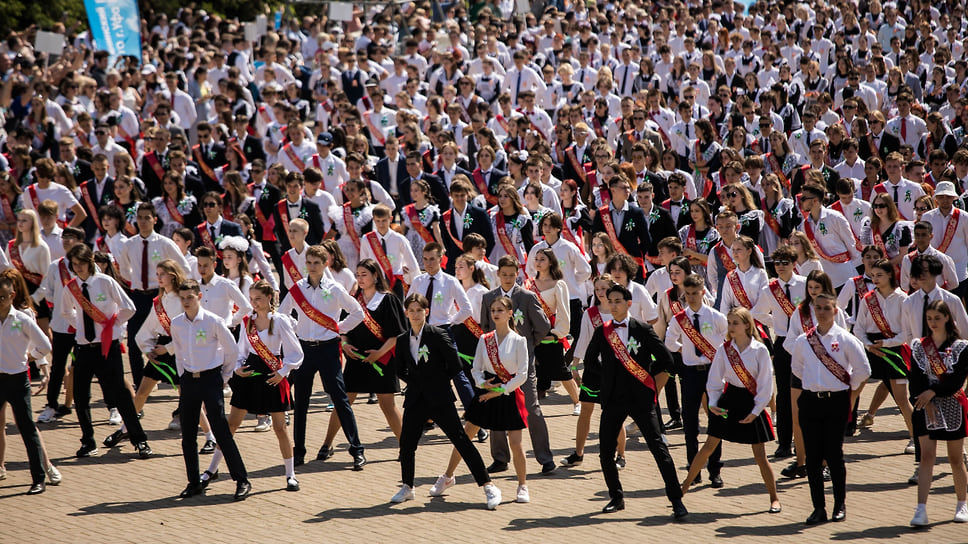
[8,241,51,277]
[573,306,612,363]
[135,291,183,355]
[854,288,908,348]
[235,312,304,378]
[465,283,489,324]
[719,266,769,314]
[472,330,529,394]
[532,280,571,338]
[707,340,774,416]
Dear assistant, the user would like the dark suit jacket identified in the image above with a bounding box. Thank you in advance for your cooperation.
[561,144,591,187]
[661,198,693,230]
[375,155,409,197]
[66,158,94,185]
[396,325,462,408]
[584,317,673,405]
[591,203,651,262]
[139,150,170,199]
[644,205,678,262]
[193,219,243,250]
[858,132,901,162]
[241,134,267,163]
[618,128,664,162]
[245,183,283,243]
[398,173,449,211]
[472,167,508,199]
[191,143,228,193]
[480,284,551,360]
[436,166,473,199]
[442,204,495,274]
[791,164,841,198]
[79,176,114,243]
[273,198,326,251]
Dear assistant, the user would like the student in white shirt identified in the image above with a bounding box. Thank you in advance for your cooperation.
[195,246,252,329]
[360,204,418,300]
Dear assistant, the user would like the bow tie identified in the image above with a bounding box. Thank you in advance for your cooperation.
[672,200,684,206]
[289,202,299,208]
[613,322,627,328]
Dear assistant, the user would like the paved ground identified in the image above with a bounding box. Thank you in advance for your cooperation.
[1,373,966,543]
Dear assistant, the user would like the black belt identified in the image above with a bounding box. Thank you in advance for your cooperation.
[182,367,221,379]
[802,389,849,398]
[301,338,339,347]
[131,289,155,295]
[687,363,711,372]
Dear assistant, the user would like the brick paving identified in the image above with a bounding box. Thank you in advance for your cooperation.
[1,375,966,543]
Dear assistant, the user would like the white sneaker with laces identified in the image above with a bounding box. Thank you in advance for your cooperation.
[515,484,530,503]
[168,417,181,431]
[108,408,122,425]
[37,406,56,423]
[955,503,968,523]
[911,505,928,526]
[484,483,502,510]
[46,464,62,485]
[254,416,271,432]
[429,474,455,496]
[904,439,916,454]
[572,403,581,416]
[391,484,415,503]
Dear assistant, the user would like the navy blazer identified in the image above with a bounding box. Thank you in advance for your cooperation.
[193,219,244,250]
[442,204,495,274]
[375,155,409,196]
[591,203,651,262]
[398,173,450,211]
[273,198,326,251]
[396,325,463,408]
[584,318,673,404]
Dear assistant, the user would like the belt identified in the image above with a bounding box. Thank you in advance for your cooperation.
[183,367,222,379]
[301,338,339,346]
[687,363,711,372]
[131,289,155,295]
[802,389,849,398]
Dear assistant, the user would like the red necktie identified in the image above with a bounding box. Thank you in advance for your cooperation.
[141,239,149,290]
[901,117,907,141]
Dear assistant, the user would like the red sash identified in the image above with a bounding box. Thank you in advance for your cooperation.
[922,336,952,379]
[764,205,782,236]
[525,278,570,349]
[495,114,509,133]
[154,295,172,336]
[495,212,522,265]
[441,208,464,253]
[561,216,585,256]
[766,153,790,191]
[354,291,394,365]
[863,290,896,338]
[197,222,220,255]
[405,204,435,244]
[365,232,402,290]
[587,305,604,328]
[281,251,303,285]
[604,320,658,399]
[276,200,291,232]
[7,240,42,285]
[724,340,757,394]
[799,304,814,334]
[27,184,40,211]
[258,106,272,125]
[591,117,605,138]
[598,205,644,270]
[248,186,277,242]
[163,197,185,225]
[57,258,71,287]
[463,314,485,338]
[805,328,851,386]
[287,283,339,332]
[243,316,290,404]
[649,111,672,147]
[192,145,218,181]
[667,287,683,315]
[144,151,166,181]
[116,124,138,155]
[867,134,882,161]
[282,143,306,171]
[566,147,587,184]
[674,308,716,361]
[342,203,362,252]
[363,112,387,146]
[802,215,850,263]
[714,242,736,272]
[830,200,864,251]
[686,225,698,251]
[79,182,103,231]
[938,209,961,253]
[853,275,871,299]
[1,195,14,224]
[768,279,796,318]
[472,168,497,205]
[65,277,117,358]
[483,331,514,383]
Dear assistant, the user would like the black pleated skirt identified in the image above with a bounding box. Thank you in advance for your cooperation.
[229,353,291,413]
[707,385,775,444]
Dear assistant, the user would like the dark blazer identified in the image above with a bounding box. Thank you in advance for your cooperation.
[561,144,591,188]
[241,134,267,163]
[472,167,509,199]
[139,150,169,199]
[791,164,841,198]
[180,163,207,199]
[618,128,664,162]
[436,166,473,197]
[644,205,678,262]
[398,173,450,211]
[584,317,673,404]
[191,143,228,193]
[79,176,114,243]
[661,198,693,230]
[273,198,326,251]
[193,219,243,250]
[591,203,651,262]
[858,132,901,162]
[480,284,551,360]
[442,204,495,274]
[245,182,283,242]
[375,154,409,197]
[396,325,462,408]
[66,158,94,184]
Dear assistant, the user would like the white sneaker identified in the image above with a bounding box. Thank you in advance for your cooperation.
[955,503,968,523]
[572,403,581,416]
[429,474,455,497]
[108,408,122,425]
[911,505,928,526]
[167,417,181,431]
[904,439,916,454]
[37,406,56,423]
[515,484,530,503]
[391,484,415,503]
[484,483,502,510]
[46,464,62,485]
[254,416,271,432]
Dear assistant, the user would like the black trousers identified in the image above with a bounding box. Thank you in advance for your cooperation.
[600,395,683,502]
[0,371,45,484]
[798,390,850,510]
[680,364,721,475]
[179,368,247,484]
[127,290,155,387]
[291,340,363,458]
[73,341,147,447]
[46,331,75,408]
[399,398,489,488]
[774,336,793,450]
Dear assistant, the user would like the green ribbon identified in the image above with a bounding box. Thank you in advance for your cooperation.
[880,348,907,377]
[150,360,178,391]
[348,348,385,376]
[540,338,559,345]
[579,384,599,398]
[370,362,385,377]
[492,386,505,394]
[458,352,475,367]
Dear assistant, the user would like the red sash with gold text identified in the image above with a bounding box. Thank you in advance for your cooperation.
[66,277,117,358]
[483,331,514,383]
[604,320,658,399]
[354,291,393,365]
[7,240,42,285]
[281,251,303,285]
[768,279,796,318]
[243,315,290,403]
[287,284,339,332]
[365,232,401,289]
[724,340,758,394]
[674,308,717,361]
[938,209,961,253]
[343,203,362,252]
[154,295,172,336]
[805,328,851,386]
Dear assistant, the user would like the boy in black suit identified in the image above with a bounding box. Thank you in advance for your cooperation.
[442,178,495,274]
[635,181,678,275]
[591,176,651,277]
[191,122,228,193]
[392,294,501,508]
[585,284,688,520]
[273,171,326,251]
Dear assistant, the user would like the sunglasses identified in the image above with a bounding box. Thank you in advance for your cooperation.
[872,203,888,209]
[95,130,107,135]
[203,202,219,208]
[725,192,739,198]
[774,259,792,266]
[914,206,930,212]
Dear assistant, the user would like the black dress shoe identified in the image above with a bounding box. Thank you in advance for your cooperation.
[541,461,557,475]
[234,481,252,501]
[294,455,305,467]
[353,454,367,471]
[180,482,202,498]
[486,461,508,473]
[602,497,625,513]
[199,439,217,454]
[198,471,219,490]
[781,461,805,479]
[773,447,793,459]
[672,500,689,520]
[476,428,489,442]
[54,405,72,417]
[102,429,128,448]
[710,474,724,488]
[831,504,846,522]
[136,442,153,459]
[27,482,46,495]
[805,509,828,525]
[561,452,584,467]
[76,444,98,458]
[663,419,683,431]
[316,445,334,461]
[286,477,300,491]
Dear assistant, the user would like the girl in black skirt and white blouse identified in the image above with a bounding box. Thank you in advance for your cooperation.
[681,307,781,514]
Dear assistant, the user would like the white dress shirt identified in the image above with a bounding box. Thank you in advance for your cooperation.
[798,208,863,287]
[135,291,182,355]
[409,324,426,363]
[902,286,968,341]
[472,330,529,394]
[752,275,806,337]
[834,158,866,181]
[573,307,613,362]
[707,340,774,415]
[199,274,252,326]
[854,288,908,348]
[41,226,64,262]
[35,257,76,334]
[872,178,925,222]
[278,276,364,342]
[407,270,473,327]
[359,230,419,284]
[526,237,592,301]
[786,304,848,345]
[664,304,728,367]
[628,281,659,323]
[22,183,80,222]
[719,266,770,314]
[59,272,136,345]
[235,312,304,378]
[169,308,239,382]
[117,232,190,290]
[922,207,968,282]
[790,324,870,392]
[282,246,309,290]
[0,308,51,373]
[899,246,959,292]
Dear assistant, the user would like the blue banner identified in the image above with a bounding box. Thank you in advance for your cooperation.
[84,0,142,65]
